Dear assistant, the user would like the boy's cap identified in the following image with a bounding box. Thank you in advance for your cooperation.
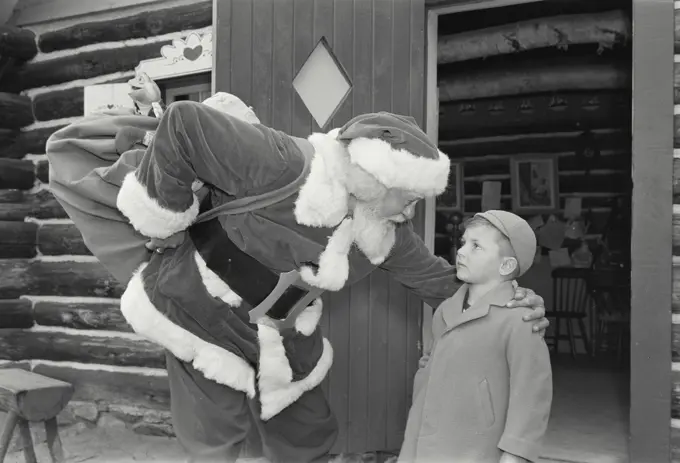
[474,210,537,277]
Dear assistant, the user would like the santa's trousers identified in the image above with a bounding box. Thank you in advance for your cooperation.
[165,352,338,463]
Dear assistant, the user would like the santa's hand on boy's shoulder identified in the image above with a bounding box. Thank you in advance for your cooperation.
[418,354,430,368]
[506,283,549,337]
[145,230,186,254]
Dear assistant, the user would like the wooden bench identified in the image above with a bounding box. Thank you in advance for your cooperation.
[0,369,74,463]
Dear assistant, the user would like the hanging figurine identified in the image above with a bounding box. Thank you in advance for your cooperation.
[114,72,165,154]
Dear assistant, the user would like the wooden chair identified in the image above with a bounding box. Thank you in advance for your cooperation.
[0,369,74,463]
[587,269,631,364]
[547,267,592,358]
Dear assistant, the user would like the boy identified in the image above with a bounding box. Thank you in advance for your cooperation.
[398,210,552,463]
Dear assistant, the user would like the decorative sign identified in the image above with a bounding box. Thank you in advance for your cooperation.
[83,28,212,116]
[83,83,135,116]
[510,153,559,213]
[134,29,213,81]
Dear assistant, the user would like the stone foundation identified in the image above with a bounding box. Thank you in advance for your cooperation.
[3,400,173,454]
[58,401,174,437]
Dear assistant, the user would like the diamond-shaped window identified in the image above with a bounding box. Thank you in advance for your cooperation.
[293,37,352,128]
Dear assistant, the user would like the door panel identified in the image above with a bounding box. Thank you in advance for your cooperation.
[214,0,426,452]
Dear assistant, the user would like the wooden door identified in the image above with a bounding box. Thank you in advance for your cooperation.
[213,0,426,453]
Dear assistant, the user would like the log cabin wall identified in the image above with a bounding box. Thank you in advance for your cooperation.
[0,0,211,436]
[432,1,632,356]
[433,3,633,263]
[672,1,680,456]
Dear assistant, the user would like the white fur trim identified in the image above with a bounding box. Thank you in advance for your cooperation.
[347,137,451,196]
[299,217,354,291]
[351,203,396,266]
[256,325,333,421]
[294,129,350,228]
[121,263,256,397]
[294,299,323,336]
[193,251,243,307]
[117,171,200,239]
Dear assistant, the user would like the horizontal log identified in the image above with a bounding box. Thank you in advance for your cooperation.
[37,223,90,256]
[0,259,124,299]
[673,115,680,149]
[0,93,34,129]
[0,190,67,221]
[463,195,618,216]
[439,10,629,64]
[32,87,83,122]
[35,159,48,184]
[0,299,33,329]
[34,300,131,332]
[463,171,630,196]
[0,221,37,258]
[439,91,630,139]
[676,158,680,205]
[39,1,211,53]
[675,261,680,311]
[441,129,629,157]
[0,26,38,61]
[1,41,171,93]
[675,214,680,258]
[0,329,165,368]
[1,125,65,159]
[675,62,680,104]
[435,207,612,236]
[675,9,680,54]
[0,158,35,190]
[462,153,630,177]
[32,364,170,410]
[439,62,630,102]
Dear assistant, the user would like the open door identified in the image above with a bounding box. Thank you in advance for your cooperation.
[212,0,426,454]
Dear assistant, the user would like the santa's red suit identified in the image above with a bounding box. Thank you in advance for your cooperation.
[46,96,457,463]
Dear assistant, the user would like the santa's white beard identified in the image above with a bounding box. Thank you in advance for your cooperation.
[351,202,396,265]
[298,202,397,291]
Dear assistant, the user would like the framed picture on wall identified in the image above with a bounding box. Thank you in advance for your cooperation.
[510,154,559,213]
[436,161,463,212]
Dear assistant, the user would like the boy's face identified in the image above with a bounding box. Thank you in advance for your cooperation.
[455,224,506,284]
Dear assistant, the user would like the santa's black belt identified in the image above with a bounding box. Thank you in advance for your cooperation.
[189,216,323,329]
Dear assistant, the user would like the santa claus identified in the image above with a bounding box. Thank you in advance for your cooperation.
[46,86,548,463]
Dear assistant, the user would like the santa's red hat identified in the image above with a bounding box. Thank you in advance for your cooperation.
[336,112,450,197]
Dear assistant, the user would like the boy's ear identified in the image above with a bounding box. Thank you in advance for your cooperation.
[499,257,518,277]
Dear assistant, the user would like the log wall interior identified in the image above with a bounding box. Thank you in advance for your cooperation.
[672,2,680,456]
[433,2,633,263]
[0,0,211,436]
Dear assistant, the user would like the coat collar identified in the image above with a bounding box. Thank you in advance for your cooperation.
[440,281,515,333]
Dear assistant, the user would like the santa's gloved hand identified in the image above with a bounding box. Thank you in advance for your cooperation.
[115,126,153,154]
[145,230,186,254]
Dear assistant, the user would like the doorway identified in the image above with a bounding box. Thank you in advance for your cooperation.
[422,0,657,461]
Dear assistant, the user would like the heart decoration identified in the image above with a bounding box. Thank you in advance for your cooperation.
[183,45,203,61]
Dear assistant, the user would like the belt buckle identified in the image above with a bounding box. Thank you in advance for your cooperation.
[248,270,324,331]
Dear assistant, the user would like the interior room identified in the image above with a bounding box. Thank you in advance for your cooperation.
[430,1,632,461]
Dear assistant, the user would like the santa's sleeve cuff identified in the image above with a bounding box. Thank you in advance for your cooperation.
[117,171,199,239]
